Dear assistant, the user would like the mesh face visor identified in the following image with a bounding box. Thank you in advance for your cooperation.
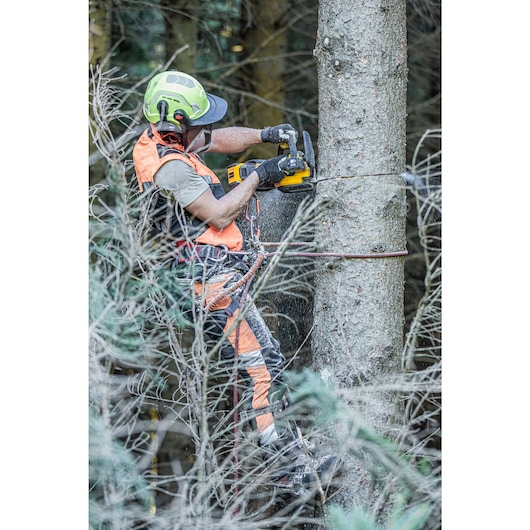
[159,130,183,144]
[184,124,213,154]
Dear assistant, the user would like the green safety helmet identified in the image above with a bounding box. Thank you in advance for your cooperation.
[143,71,228,134]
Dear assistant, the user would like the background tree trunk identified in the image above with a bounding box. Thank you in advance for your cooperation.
[312,0,408,512]
[240,0,288,159]
[88,0,113,184]
[89,0,112,68]
[236,0,314,362]
[161,0,198,73]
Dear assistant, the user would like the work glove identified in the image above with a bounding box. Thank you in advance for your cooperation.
[260,124,298,144]
[255,155,296,190]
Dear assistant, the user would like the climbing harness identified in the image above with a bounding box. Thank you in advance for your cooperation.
[203,208,408,314]
[204,194,266,312]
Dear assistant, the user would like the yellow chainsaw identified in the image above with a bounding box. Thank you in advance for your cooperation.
[227,130,315,193]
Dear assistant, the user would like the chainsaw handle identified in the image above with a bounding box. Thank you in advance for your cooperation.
[278,130,298,157]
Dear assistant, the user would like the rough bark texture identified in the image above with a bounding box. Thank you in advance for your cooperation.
[312,0,408,510]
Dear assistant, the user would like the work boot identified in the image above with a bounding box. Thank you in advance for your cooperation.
[262,429,342,497]
[273,452,342,496]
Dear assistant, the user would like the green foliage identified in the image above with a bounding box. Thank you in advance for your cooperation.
[110,2,165,76]
[197,0,244,69]
[89,68,195,528]
[326,503,432,530]
[89,410,151,521]
[387,504,432,530]
[285,363,440,529]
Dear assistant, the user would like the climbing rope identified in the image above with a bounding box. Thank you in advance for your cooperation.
[204,250,265,313]
[204,245,408,314]
[240,242,408,260]
[231,257,258,508]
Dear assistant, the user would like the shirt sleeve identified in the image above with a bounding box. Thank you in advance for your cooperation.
[154,160,210,207]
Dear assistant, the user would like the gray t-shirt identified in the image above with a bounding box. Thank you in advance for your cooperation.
[154,159,210,207]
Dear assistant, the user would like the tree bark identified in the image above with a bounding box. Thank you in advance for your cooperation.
[312,0,408,512]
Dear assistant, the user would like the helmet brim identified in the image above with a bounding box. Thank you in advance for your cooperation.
[189,93,228,126]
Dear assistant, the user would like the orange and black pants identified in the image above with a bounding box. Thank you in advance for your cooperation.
[193,269,287,448]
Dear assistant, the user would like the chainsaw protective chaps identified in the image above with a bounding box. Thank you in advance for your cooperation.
[195,269,287,447]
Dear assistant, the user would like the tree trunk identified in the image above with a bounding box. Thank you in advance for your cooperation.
[237,1,310,357]
[161,0,198,73]
[89,0,113,182]
[240,0,288,159]
[89,0,112,68]
[312,0,408,512]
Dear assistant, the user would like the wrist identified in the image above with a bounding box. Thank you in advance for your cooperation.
[260,127,270,143]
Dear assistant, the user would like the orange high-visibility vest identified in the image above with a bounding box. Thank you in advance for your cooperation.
[133,125,243,251]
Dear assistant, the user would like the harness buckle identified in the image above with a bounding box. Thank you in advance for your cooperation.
[206,244,228,263]
[175,242,229,264]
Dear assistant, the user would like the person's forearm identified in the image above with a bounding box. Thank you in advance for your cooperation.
[210,172,260,228]
[208,127,263,154]
[185,171,261,230]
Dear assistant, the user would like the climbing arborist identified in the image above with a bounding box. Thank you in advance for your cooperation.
[132,70,338,495]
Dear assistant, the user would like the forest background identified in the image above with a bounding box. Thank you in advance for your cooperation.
[89,0,437,527]
[1,2,529,529]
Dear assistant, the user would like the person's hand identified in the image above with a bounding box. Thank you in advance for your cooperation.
[260,124,298,144]
[255,155,292,189]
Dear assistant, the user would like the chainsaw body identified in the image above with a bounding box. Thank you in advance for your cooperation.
[227,130,316,193]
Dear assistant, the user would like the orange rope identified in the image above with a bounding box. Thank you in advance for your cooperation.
[204,251,265,312]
